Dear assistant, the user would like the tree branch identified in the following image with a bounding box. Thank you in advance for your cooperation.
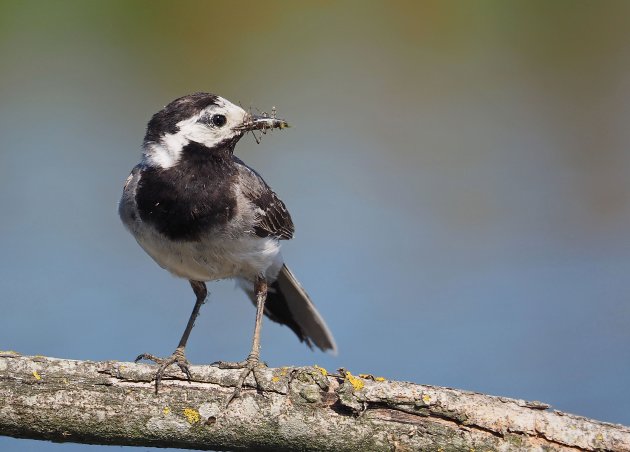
[0,353,628,451]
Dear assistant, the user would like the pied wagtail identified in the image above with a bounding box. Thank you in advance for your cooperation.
[119,93,336,404]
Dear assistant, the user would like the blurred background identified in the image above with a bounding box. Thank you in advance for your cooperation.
[1,1,630,450]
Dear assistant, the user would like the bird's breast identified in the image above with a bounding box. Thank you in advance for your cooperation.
[119,161,281,282]
[134,160,237,242]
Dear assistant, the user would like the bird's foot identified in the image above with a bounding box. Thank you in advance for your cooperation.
[213,355,267,407]
[135,346,192,394]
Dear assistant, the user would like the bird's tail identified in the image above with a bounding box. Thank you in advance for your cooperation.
[238,264,337,354]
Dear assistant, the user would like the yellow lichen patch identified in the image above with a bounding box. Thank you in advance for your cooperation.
[163,407,171,415]
[272,367,290,382]
[357,373,386,382]
[314,365,328,377]
[32,371,42,381]
[345,371,364,391]
[183,408,200,424]
[595,433,604,442]
[422,394,431,403]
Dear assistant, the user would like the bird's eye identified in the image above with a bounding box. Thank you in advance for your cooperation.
[211,114,227,127]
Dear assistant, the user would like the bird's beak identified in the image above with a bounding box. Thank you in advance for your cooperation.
[236,113,290,132]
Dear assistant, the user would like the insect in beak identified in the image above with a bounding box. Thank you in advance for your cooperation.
[237,108,289,133]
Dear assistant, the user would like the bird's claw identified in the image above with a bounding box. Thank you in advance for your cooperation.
[213,356,267,407]
[135,347,192,393]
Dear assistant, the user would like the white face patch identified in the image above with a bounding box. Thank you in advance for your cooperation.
[176,97,249,146]
[143,96,249,169]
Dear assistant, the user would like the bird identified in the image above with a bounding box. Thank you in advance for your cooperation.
[118,92,336,405]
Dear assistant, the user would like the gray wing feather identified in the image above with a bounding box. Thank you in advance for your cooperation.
[233,157,294,240]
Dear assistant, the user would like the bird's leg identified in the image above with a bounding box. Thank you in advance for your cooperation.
[214,275,268,407]
[135,280,207,394]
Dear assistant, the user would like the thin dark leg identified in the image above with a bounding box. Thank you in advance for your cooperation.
[177,280,207,349]
[135,280,207,393]
[215,275,268,407]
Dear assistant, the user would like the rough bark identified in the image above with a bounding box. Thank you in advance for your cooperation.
[0,352,628,451]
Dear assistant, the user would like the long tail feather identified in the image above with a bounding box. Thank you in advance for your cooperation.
[238,265,337,354]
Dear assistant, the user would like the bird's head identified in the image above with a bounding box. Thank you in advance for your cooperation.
[142,92,288,168]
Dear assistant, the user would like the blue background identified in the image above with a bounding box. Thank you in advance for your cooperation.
[1,1,630,450]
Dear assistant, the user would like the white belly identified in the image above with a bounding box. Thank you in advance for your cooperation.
[135,227,283,282]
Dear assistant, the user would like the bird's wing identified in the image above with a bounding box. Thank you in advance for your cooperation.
[233,156,295,240]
